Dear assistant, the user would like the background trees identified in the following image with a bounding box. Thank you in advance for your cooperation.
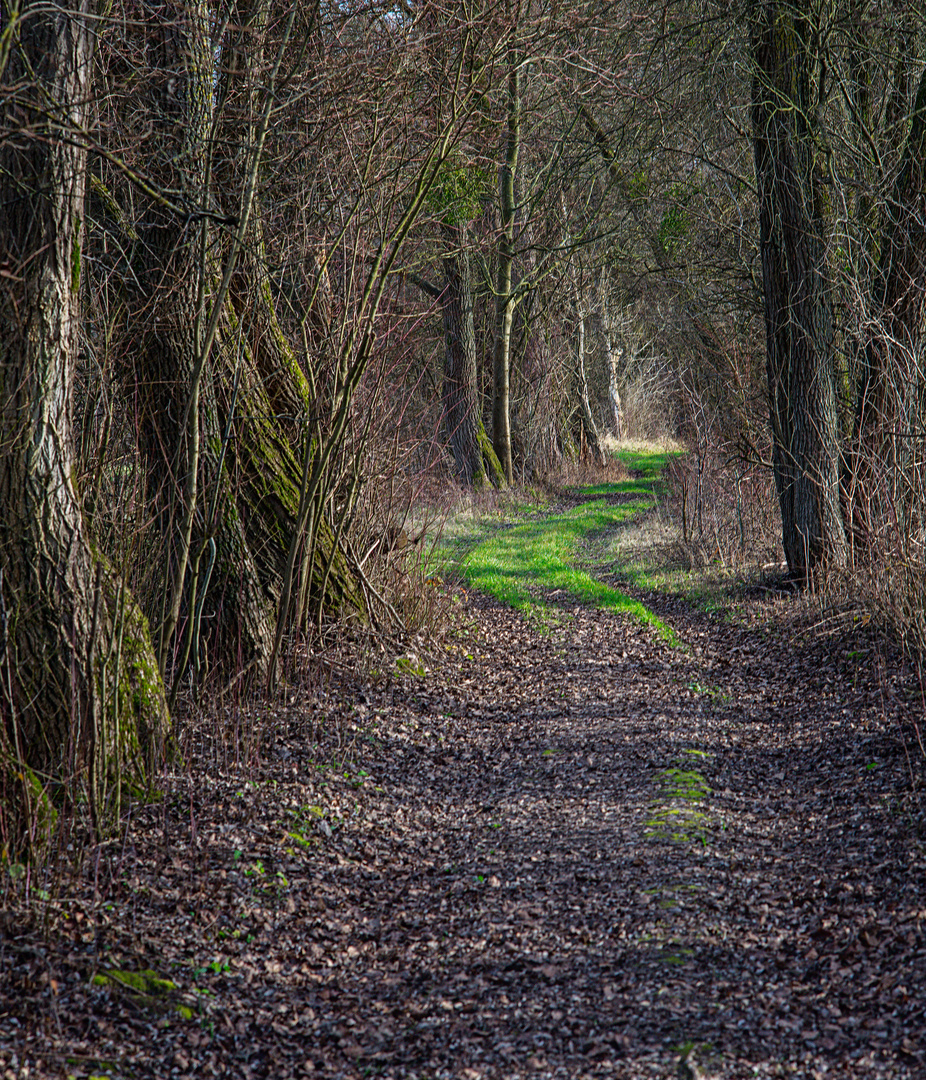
[2,0,925,850]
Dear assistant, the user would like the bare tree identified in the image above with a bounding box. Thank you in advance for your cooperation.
[750,0,848,581]
[0,0,166,830]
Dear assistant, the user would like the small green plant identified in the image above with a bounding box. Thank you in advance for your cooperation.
[394,654,426,678]
[193,958,230,980]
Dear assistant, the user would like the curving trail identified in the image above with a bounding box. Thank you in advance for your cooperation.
[2,503,925,1080]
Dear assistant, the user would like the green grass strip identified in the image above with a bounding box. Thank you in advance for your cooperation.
[457,485,676,642]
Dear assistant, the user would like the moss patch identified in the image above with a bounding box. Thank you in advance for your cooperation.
[92,967,182,1015]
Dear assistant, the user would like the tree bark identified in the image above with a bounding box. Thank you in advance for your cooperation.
[751,0,847,582]
[441,224,503,487]
[575,309,606,466]
[855,66,926,469]
[595,272,623,439]
[492,58,520,485]
[0,0,166,796]
[124,0,363,688]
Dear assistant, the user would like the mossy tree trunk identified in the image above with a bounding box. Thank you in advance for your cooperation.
[213,0,365,635]
[0,0,166,805]
[441,224,505,488]
[124,0,274,684]
[127,0,363,688]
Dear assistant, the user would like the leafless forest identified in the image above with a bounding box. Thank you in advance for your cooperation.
[1,0,925,1076]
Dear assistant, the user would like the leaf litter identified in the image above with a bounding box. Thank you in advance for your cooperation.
[2,546,925,1079]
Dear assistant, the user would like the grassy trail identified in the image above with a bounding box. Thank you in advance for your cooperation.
[442,448,678,641]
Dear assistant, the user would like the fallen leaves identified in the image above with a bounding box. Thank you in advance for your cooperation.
[2,580,925,1078]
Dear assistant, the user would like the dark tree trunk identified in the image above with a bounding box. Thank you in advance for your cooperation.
[751,1,847,582]
[855,67,926,470]
[0,0,166,800]
[441,224,503,487]
[126,0,276,683]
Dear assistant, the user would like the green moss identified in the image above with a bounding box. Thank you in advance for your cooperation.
[100,570,169,766]
[477,428,506,490]
[19,762,58,835]
[89,173,138,241]
[93,967,177,1005]
[92,966,197,1020]
[71,228,81,293]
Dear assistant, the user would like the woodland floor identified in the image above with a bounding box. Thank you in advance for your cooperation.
[3,492,926,1080]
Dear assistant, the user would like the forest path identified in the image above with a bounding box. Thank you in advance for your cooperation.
[3,496,926,1080]
[339,584,925,1080]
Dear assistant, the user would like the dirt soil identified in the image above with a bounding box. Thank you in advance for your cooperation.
[2,541,926,1079]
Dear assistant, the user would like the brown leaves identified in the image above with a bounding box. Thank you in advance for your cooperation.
[2,588,925,1078]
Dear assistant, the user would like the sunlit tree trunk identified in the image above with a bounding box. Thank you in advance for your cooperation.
[575,308,606,466]
[595,272,623,439]
[0,0,166,792]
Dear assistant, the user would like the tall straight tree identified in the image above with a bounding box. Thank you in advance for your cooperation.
[751,0,847,581]
[0,0,166,805]
[492,52,521,485]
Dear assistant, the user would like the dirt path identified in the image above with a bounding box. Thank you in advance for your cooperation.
[2,558,925,1079]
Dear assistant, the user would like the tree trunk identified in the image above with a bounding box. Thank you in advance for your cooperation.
[575,310,606,466]
[492,58,520,485]
[855,66,926,481]
[513,286,564,475]
[596,271,623,439]
[0,0,166,804]
[125,0,276,684]
[751,0,847,582]
[124,0,363,688]
[441,225,503,487]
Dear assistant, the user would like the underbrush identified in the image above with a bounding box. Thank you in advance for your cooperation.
[651,439,926,732]
[662,445,782,573]
[583,439,787,622]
